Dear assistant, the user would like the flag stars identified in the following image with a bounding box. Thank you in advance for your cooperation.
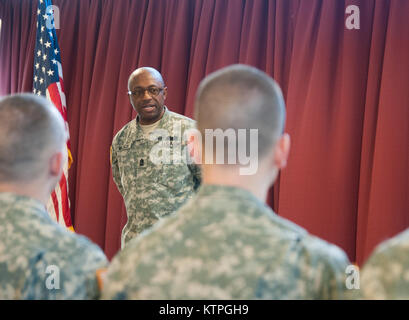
[34,8,62,99]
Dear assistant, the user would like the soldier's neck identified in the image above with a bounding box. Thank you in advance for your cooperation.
[0,182,49,207]
[202,166,270,203]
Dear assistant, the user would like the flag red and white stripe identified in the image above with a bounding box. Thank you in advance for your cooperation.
[33,0,73,231]
[46,78,74,231]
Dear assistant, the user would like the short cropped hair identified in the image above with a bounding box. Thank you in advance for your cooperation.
[194,64,286,160]
[128,67,165,89]
[0,93,66,182]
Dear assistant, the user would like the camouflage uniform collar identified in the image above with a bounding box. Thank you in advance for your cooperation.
[0,192,49,219]
[134,106,170,138]
[197,184,268,208]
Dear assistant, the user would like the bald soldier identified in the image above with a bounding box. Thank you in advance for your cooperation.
[102,64,350,299]
[0,94,108,299]
[110,67,201,248]
[359,229,409,299]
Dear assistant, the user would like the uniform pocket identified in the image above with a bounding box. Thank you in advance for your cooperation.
[117,146,137,192]
[158,163,192,195]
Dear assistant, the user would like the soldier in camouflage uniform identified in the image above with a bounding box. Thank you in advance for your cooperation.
[111,67,201,248]
[0,94,107,299]
[359,229,409,299]
[102,64,350,299]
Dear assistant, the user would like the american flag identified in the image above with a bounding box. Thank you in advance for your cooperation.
[33,0,74,231]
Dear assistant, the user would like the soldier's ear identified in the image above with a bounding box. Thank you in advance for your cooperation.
[49,151,64,177]
[163,87,168,101]
[273,133,290,169]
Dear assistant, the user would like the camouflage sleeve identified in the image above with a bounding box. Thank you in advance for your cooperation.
[23,244,108,299]
[111,144,125,195]
[72,249,109,300]
[314,248,350,299]
[101,250,133,300]
[254,237,350,300]
[287,237,350,300]
[360,246,406,299]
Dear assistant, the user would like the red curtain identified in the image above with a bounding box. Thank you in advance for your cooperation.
[1,0,408,264]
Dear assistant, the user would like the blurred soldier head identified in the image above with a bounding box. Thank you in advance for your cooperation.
[194,64,290,200]
[127,67,168,125]
[0,93,67,205]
